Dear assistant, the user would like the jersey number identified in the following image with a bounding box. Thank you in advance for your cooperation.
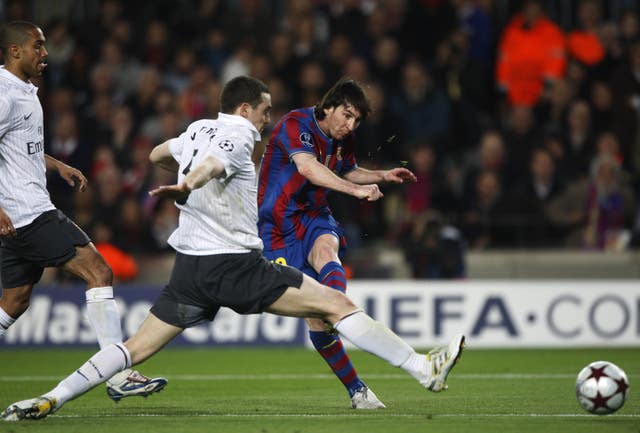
[176,149,199,205]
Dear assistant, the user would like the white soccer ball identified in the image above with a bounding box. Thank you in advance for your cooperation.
[575,360,629,415]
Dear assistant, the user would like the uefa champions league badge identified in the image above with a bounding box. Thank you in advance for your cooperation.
[300,132,314,148]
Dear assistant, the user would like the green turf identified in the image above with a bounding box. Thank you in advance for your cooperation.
[0,347,638,433]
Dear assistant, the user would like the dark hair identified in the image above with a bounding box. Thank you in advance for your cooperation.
[0,21,39,54]
[220,76,269,114]
[314,78,371,122]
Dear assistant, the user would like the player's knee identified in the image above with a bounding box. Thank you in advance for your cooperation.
[323,289,356,318]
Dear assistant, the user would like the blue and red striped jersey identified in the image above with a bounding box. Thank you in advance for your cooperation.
[258,107,357,250]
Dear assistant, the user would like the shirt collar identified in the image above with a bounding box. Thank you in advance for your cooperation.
[0,66,38,94]
[217,112,261,141]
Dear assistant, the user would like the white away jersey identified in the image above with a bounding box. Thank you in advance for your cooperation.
[0,67,54,228]
[166,113,263,255]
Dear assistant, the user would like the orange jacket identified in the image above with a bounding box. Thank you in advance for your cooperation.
[96,242,139,282]
[496,14,566,106]
[566,30,604,66]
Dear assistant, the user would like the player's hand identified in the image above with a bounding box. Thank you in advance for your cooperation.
[149,182,191,200]
[383,167,417,184]
[0,207,16,237]
[354,184,383,201]
[58,164,88,192]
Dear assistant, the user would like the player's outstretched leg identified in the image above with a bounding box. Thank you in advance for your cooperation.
[85,287,167,401]
[333,311,465,392]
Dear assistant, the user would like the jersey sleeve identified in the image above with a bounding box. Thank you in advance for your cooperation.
[204,131,248,178]
[168,133,187,165]
[276,117,316,159]
[0,95,13,139]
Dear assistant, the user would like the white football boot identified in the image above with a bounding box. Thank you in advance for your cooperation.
[350,386,386,409]
[106,370,168,402]
[421,334,465,392]
[2,396,57,421]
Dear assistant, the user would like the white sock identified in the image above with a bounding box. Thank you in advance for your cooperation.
[85,286,124,348]
[45,343,132,409]
[400,352,430,382]
[0,307,16,337]
[334,311,415,367]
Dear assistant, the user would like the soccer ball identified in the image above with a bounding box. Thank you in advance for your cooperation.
[575,361,629,415]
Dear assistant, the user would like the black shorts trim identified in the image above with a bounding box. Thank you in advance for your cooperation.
[0,209,91,287]
[150,250,303,328]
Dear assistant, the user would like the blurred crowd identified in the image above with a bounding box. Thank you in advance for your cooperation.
[4,0,640,279]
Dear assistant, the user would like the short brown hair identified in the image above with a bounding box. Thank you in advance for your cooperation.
[314,78,371,122]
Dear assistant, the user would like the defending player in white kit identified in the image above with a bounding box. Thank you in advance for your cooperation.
[0,21,166,402]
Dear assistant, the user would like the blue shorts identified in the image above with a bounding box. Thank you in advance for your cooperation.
[261,213,346,280]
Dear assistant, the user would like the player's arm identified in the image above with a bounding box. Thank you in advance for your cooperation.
[44,154,88,191]
[149,140,180,172]
[149,155,225,199]
[343,166,417,185]
[292,152,383,201]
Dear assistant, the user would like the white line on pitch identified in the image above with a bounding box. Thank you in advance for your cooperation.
[0,373,635,381]
[45,413,640,419]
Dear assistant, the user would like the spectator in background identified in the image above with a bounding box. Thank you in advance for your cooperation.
[296,59,327,107]
[563,99,595,181]
[109,105,138,168]
[547,154,635,249]
[510,147,564,247]
[390,60,450,146]
[142,20,170,69]
[589,80,614,136]
[496,0,566,107]
[165,46,197,94]
[47,111,93,213]
[612,41,640,172]
[125,67,161,124]
[179,64,214,120]
[462,170,513,249]
[537,79,574,131]
[43,19,75,88]
[462,130,509,206]
[200,27,229,77]
[92,220,139,282]
[269,32,299,83]
[566,0,605,68]
[114,196,155,255]
[504,105,541,179]
[402,210,466,279]
[370,36,402,96]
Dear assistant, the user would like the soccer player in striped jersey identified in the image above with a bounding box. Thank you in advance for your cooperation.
[1,76,464,421]
[257,79,418,409]
[0,21,166,401]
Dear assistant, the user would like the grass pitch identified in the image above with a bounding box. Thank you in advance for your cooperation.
[0,346,638,433]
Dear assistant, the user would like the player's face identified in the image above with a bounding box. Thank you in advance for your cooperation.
[322,103,361,139]
[18,27,48,80]
[246,93,272,133]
